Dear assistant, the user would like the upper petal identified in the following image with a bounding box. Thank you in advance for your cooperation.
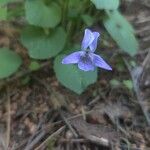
[89,32,100,52]
[93,54,112,70]
[62,51,82,64]
[81,29,94,50]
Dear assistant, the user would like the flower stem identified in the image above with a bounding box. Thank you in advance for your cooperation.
[43,28,49,35]
[62,0,69,28]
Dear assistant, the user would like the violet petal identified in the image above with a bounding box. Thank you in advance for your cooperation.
[93,54,112,70]
[81,29,94,50]
[78,58,95,71]
[89,32,100,52]
[62,51,82,64]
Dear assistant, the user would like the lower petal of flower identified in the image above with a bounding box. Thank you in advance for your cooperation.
[78,60,95,71]
[93,54,112,70]
[62,51,82,64]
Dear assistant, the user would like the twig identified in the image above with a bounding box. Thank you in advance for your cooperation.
[44,109,94,130]
[24,130,46,150]
[88,95,100,106]
[123,57,150,125]
[6,86,11,149]
[135,48,150,56]
[14,139,27,150]
[140,50,150,89]
[26,110,53,146]
[105,111,130,138]
[35,126,65,150]
[85,135,110,147]
[142,50,150,69]
[58,109,78,138]
[60,138,88,143]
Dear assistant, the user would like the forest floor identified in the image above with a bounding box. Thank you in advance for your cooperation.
[0,0,150,150]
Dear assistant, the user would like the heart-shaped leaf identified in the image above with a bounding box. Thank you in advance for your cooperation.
[54,55,97,94]
[21,26,66,59]
[25,0,61,28]
[0,48,22,79]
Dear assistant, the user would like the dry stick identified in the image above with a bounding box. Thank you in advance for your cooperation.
[6,86,11,150]
[14,139,28,150]
[44,110,94,132]
[60,138,88,143]
[24,130,46,150]
[140,50,150,89]
[136,47,150,56]
[25,127,41,148]
[16,123,54,150]
[35,126,65,150]
[105,111,130,138]
[58,110,78,138]
[123,57,150,125]
[88,95,100,106]
[25,110,52,147]
[142,49,150,71]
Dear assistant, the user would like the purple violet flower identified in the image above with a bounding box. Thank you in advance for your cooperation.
[62,29,112,71]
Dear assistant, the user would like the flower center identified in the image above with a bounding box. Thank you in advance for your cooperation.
[80,51,92,64]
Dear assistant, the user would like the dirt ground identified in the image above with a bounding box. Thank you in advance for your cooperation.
[0,0,150,150]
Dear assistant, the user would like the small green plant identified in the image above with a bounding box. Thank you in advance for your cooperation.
[0,0,138,94]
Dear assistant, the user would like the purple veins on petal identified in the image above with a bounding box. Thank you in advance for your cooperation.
[62,51,82,64]
[93,54,112,70]
[78,61,95,71]
[78,53,95,71]
[81,29,94,50]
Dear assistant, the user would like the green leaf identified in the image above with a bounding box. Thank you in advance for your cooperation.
[25,0,61,28]
[130,60,136,67]
[7,3,24,19]
[103,10,138,56]
[81,14,94,26]
[123,80,133,90]
[110,79,121,88]
[0,6,7,20]
[69,0,81,7]
[91,0,119,10]
[28,61,40,71]
[54,55,97,94]
[21,26,66,59]
[0,48,22,79]
[0,0,18,5]
[21,76,30,85]
[0,0,10,5]
[106,10,135,33]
